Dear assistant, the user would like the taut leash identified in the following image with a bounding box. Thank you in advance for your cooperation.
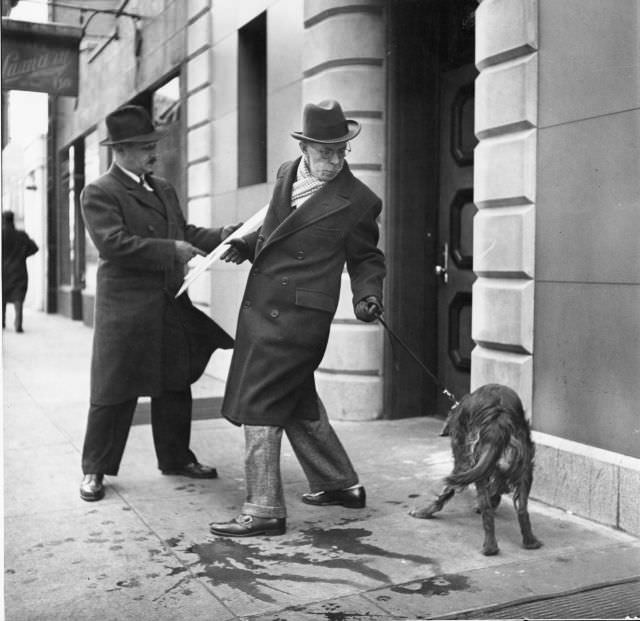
[372,309,459,436]
[376,314,459,408]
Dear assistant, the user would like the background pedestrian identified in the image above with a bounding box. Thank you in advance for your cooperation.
[2,210,39,333]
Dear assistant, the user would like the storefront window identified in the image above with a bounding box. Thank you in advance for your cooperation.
[151,76,184,206]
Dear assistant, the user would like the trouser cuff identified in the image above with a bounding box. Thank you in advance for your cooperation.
[242,502,286,519]
[307,477,359,495]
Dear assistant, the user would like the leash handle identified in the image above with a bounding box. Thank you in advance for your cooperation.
[376,313,459,407]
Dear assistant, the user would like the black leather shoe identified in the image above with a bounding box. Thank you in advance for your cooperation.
[209,514,286,537]
[80,474,105,501]
[302,485,366,508]
[161,461,218,479]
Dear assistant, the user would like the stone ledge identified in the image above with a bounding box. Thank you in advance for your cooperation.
[532,431,640,537]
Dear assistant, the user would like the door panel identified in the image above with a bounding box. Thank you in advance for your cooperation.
[436,63,478,410]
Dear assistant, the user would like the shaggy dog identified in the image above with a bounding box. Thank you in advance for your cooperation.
[410,383,543,556]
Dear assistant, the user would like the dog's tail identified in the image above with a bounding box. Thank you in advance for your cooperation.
[445,412,512,487]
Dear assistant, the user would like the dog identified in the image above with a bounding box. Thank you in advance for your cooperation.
[410,383,543,556]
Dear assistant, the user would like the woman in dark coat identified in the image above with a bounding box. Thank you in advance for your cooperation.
[2,210,38,333]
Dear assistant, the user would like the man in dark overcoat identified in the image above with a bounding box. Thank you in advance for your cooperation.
[210,100,385,536]
[79,105,238,501]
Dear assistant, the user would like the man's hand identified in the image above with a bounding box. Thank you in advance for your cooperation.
[221,238,251,264]
[221,222,243,241]
[354,296,383,322]
[175,240,206,263]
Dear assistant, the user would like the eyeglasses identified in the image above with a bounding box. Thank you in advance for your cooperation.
[309,143,351,160]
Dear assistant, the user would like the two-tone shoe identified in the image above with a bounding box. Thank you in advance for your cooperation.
[80,474,105,501]
[302,485,366,508]
[209,514,286,537]
[162,461,218,479]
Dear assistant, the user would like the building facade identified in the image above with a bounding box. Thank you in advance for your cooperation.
[41,0,639,535]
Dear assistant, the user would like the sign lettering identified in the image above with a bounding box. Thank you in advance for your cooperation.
[1,19,82,97]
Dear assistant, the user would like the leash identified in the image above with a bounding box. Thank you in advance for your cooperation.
[377,315,459,408]
[369,304,459,410]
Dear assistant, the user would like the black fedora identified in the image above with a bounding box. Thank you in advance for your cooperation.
[291,100,360,144]
[100,105,166,146]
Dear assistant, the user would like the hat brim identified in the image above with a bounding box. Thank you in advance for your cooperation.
[100,129,167,146]
[290,120,361,144]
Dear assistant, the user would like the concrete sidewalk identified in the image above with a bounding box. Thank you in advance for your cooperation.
[3,310,639,620]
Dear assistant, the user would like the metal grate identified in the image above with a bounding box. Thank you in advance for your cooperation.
[445,576,640,620]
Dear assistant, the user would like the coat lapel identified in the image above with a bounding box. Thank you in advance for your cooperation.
[108,164,168,218]
[258,161,354,254]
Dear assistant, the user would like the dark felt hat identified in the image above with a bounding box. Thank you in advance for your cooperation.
[291,100,361,144]
[100,105,166,146]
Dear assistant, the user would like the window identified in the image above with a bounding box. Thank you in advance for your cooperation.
[238,12,267,187]
[129,75,184,205]
[83,130,100,295]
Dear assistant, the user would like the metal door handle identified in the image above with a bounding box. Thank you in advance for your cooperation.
[434,242,448,284]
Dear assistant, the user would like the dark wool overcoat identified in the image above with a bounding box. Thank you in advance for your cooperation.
[2,228,38,302]
[81,164,233,406]
[221,158,386,426]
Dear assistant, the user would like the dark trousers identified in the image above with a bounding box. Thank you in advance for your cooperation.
[81,388,195,475]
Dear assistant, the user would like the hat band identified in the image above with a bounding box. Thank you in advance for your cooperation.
[305,122,349,142]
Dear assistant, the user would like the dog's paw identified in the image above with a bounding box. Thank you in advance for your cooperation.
[409,506,436,519]
[481,544,499,556]
[523,537,543,550]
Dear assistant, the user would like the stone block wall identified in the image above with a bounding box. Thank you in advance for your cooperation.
[472,0,538,415]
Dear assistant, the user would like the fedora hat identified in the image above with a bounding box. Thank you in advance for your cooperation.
[100,105,166,146]
[291,100,360,144]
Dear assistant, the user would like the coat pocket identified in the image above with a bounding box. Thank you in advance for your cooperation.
[295,288,337,314]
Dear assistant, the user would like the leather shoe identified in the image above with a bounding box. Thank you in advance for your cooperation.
[302,485,366,508]
[209,514,286,537]
[161,461,218,479]
[80,474,105,501]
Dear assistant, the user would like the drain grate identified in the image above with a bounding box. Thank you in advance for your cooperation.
[442,576,640,619]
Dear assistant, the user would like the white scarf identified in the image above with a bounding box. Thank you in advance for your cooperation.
[290,158,326,209]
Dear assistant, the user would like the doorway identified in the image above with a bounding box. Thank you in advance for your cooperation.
[385,0,477,419]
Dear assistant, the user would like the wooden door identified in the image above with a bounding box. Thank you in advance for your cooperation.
[435,62,478,411]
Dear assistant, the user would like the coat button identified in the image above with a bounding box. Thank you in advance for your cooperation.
[295,251,305,260]
[243,300,251,308]
[270,309,279,318]
[280,277,289,286]
[257,234,265,242]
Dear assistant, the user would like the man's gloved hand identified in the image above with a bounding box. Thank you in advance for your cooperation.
[221,222,243,241]
[354,295,383,322]
[175,240,206,263]
[220,237,252,264]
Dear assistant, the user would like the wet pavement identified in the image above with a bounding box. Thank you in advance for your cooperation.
[3,309,639,620]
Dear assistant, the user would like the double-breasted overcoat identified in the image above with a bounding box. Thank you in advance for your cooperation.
[222,158,385,426]
[81,164,232,406]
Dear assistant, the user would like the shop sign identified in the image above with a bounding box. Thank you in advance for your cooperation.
[1,18,82,96]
